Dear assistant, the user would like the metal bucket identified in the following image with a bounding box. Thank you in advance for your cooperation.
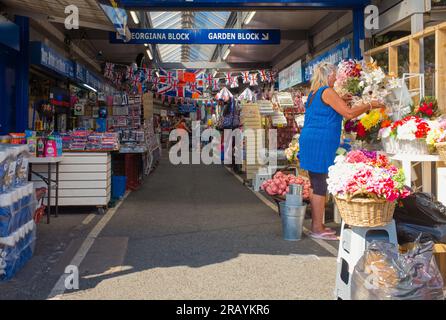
[279,202,307,241]
[286,194,302,207]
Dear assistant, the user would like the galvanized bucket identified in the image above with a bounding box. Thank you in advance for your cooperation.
[279,202,307,241]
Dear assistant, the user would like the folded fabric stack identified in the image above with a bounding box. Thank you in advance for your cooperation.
[69,130,90,151]
[86,132,119,151]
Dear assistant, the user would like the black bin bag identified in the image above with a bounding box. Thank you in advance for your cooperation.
[396,193,446,227]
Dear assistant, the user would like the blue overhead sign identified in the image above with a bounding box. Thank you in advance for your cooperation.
[30,42,74,79]
[117,0,370,9]
[110,28,280,45]
[304,40,351,82]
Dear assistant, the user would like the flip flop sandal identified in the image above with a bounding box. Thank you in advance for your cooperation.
[309,231,339,241]
[323,228,337,235]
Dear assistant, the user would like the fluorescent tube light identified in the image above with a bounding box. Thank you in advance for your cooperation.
[130,11,139,25]
[146,49,153,60]
[244,11,256,25]
[83,83,97,92]
[222,48,230,60]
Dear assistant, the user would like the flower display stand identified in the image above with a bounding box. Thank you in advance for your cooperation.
[390,153,438,192]
[334,220,398,300]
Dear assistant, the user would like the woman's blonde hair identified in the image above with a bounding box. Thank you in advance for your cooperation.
[310,62,336,93]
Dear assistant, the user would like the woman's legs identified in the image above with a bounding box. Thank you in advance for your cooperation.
[308,172,336,237]
[310,192,327,234]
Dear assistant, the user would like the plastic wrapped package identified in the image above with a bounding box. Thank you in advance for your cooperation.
[397,222,446,244]
[0,147,14,194]
[12,145,30,187]
[0,185,36,238]
[0,225,36,281]
[352,241,444,300]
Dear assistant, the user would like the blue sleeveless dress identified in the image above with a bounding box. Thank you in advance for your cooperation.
[299,86,343,174]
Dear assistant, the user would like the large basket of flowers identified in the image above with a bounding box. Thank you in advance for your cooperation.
[328,150,410,227]
[334,196,396,227]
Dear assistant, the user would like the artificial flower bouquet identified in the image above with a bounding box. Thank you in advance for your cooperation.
[327,150,410,227]
[335,59,400,107]
[344,109,391,145]
[284,139,299,164]
[411,97,439,120]
[380,115,432,154]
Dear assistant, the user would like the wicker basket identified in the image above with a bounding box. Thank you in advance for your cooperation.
[436,142,446,164]
[334,196,396,227]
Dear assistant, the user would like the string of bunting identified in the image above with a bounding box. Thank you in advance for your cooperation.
[103,62,275,95]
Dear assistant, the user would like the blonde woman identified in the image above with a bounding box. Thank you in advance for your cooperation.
[299,62,385,241]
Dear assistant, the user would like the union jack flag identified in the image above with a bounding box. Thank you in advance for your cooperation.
[225,72,232,85]
[206,73,213,87]
[152,76,159,90]
[269,71,276,82]
[230,76,239,88]
[131,75,139,88]
[156,69,205,98]
[212,79,220,91]
[104,63,114,79]
[242,71,250,84]
[249,73,258,87]
[126,66,133,80]
[114,72,122,86]
[258,70,269,82]
[145,68,153,83]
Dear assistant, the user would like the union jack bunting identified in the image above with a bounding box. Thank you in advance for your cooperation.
[157,69,205,98]
[242,71,250,84]
[152,76,159,90]
[269,71,276,82]
[126,66,133,80]
[225,72,232,85]
[114,73,122,86]
[104,63,114,79]
[131,75,139,88]
[206,73,213,87]
[230,76,239,88]
[249,73,258,87]
[145,68,153,82]
[212,79,220,91]
[258,70,269,82]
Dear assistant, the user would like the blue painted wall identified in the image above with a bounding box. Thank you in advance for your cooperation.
[0,16,29,135]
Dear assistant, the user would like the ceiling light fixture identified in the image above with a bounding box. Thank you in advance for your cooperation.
[146,48,153,60]
[230,44,235,47]
[83,83,97,92]
[222,48,230,60]
[130,11,140,25]
[244,11,256,25]
[144,43,148,47]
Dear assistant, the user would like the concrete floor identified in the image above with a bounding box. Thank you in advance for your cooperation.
[1,158,339,300]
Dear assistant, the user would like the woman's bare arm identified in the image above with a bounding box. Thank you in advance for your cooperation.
[322,88,385,120]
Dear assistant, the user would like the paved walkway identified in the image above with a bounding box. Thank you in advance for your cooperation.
[55,159,338,300]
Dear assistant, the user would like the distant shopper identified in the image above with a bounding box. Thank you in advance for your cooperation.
[299,62,385,241]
